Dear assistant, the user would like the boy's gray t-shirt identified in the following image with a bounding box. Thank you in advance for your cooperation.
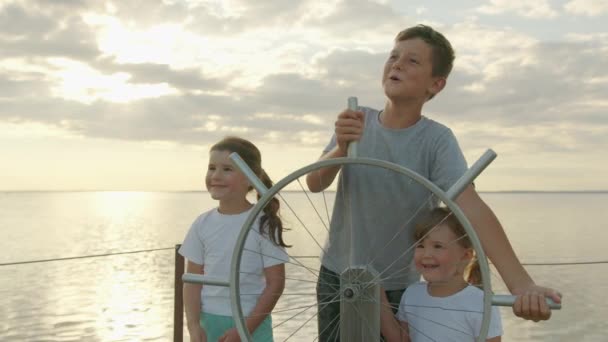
[321,106,468,290]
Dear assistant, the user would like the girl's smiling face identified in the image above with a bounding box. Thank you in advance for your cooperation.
[414,223,473,285]
[205,150,251,205]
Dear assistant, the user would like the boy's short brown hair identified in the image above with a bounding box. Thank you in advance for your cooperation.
[395,24,455,78]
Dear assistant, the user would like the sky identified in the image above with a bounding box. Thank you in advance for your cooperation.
[1,0,607,191]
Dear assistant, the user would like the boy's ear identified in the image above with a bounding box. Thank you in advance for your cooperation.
[428,77,447,97]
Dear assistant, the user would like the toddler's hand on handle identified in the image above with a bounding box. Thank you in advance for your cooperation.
[512,284,562,322]
[335,108,364,156]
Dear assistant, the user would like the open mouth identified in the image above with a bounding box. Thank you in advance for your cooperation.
[421,264,439,270]
[389,75,400,81]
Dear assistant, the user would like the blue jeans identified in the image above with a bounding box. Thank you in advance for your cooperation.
[316,265,405,342]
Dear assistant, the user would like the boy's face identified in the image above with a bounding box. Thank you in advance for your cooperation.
[382,37,445,102]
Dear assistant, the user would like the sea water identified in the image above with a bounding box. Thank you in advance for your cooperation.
[1,191,606,341]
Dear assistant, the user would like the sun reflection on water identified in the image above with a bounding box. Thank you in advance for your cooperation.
[93,191,149,217]
[92,252,173,340]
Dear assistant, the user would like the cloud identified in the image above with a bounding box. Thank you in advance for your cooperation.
[476,0,559,18]
[93,58,225,91]
[0,0,607,159]
[0,2,54,36]
[200,0,326,34]
[0,3,100,60]
[308,0,405,35]
[0,70,53,98]
[564,0,608,16]
[428,33,608,155]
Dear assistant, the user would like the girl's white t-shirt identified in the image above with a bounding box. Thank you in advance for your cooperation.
[179,207,289,316]
[397,282,503,341]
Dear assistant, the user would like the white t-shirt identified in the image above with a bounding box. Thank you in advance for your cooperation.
[179,207,289,316]
[397,282,503,341]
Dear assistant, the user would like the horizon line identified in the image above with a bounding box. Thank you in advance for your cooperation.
[1,189,607,194]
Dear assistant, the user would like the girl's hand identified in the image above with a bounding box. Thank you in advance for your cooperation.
[512,284,562,322]
[218,328,241,342]
[187,324,206,342]
[335,109,364,154]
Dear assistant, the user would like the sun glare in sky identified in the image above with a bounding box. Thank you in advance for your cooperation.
[51,59,177,103]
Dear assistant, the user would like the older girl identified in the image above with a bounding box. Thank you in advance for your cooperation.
[180,137,289,342]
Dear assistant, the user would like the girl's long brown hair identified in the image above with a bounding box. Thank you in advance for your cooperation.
[211,136,289,248]
[414,207,482,285]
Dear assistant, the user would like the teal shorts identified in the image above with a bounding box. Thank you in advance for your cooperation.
[200,312,273,342]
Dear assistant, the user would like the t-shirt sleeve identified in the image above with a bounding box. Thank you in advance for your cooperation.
[430,128,468,192]
[487,306,503,338]
[469,300,503,339]
[395,287,411,322]
[178,215,205,265]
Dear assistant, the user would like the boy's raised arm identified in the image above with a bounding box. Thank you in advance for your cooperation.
[455,185,562,321]
[306,146,345,192]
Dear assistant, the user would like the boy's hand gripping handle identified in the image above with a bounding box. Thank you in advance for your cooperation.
[492,295,562,309]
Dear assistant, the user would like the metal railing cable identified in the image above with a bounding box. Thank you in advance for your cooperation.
[0,248,318,266]
[0,248,607,267]
[0,246,175,266]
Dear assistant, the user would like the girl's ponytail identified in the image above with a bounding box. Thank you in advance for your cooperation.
[466,256,483,286]
[258,169,290,248]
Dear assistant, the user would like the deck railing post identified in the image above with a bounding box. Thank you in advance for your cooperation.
[174,244,184,342]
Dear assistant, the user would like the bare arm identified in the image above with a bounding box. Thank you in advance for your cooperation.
[245,264,285,333]
[487,336,501,342]
[306,109,364,192]
[183,260,206,342]
[219,264,285,341]
[456,185,561,321]
[306,146,345,192]
[456,186,531,291]
[399,322,410,342]
[379,290,410,342]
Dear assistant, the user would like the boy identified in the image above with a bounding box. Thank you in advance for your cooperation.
[306,24,561,341]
